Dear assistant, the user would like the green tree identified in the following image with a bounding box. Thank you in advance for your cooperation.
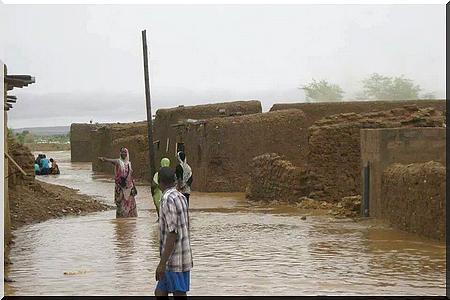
[362,73,421,100]
[300,79,344,102]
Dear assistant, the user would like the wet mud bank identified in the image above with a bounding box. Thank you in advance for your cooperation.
[9,180,111,230]
[7,141,111,231]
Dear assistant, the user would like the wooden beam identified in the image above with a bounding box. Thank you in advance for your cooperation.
[4,152,27,176]
[142,29,156,187]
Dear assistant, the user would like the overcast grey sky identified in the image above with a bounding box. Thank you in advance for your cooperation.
[1,4,445,128]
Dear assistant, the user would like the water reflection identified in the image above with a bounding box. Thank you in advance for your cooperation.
[113,218,138,259]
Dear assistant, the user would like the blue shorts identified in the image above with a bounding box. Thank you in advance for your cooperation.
[156,271,190,293]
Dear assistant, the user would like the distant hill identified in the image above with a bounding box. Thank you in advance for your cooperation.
[12,126,70,136]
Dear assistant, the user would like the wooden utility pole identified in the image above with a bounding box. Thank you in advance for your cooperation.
[142,30,156,189]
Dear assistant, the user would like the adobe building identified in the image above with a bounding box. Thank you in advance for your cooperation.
[152,100,262,167]
[70,123,101,162]
[361,127,446,241]
[306,105,445,202]
[71,99,445,196]
[269,99,446,166]
[79,100,262,180]
[90,121,149,178]
[172,109,308,192]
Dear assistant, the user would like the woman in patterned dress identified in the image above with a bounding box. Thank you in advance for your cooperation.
[98,147,138,218]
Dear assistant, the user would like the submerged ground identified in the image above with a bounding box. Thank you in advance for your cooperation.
[5,151,445,296]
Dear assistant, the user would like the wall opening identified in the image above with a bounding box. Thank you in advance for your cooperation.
[176,142,185,154]
[197,145,202,163]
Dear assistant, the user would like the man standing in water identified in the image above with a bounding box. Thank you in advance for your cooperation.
[155,167,193,297]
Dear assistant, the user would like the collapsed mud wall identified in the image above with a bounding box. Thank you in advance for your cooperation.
[180,109,308,192]
[153,100,262,169]
[246,153,312,202]
[381,162,445,241]
[307,106,445,202]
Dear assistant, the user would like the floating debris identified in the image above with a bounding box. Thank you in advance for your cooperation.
[64,270,87,276]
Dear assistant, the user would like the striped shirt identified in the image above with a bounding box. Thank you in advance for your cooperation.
[159,187,193,272]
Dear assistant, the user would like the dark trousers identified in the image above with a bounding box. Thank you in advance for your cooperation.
[182,193,190,207]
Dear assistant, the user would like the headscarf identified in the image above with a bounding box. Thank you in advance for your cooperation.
[177,151,192,185]
[115,147,133,193]
[153,157,171,185]
[117,147,132,172]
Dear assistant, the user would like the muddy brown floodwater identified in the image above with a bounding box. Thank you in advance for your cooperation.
[5,151,445,296]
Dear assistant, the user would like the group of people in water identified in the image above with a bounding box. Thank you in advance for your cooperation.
[34,154,60,175]
[98,147,193,296]
[98,148,193,220]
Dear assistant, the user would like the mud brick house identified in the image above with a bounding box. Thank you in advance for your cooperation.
[270,99,446,166]
[172,109,308,192]
[361,127,446,241]
[90,121,149,177]
[153,100,262,167]
[75,100,262,180]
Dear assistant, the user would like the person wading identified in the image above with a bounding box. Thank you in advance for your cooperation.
[49,158,60,175]
[155,167,193,297]
[151,157,170,222]
[98,147,138,218]
[40,155,50,175]
[175,151,192,207]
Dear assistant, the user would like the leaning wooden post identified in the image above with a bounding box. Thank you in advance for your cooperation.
[142,29,157,191]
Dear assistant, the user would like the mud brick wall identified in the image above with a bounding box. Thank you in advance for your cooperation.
[112,134,150,180]
[270,100,446,166]
[180,109,308,192]
[153,100,262,169]
[361,127,446,220]
[8,140,35,187]
[246,153,311,202]
[381,162,445,241]
[308,106,445,202]
[270,99,446,117]
[70,124,98,162]
[91,122,148,176]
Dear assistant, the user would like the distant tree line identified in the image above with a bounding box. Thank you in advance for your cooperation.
[300,73,437,102]
[11,130,70,145]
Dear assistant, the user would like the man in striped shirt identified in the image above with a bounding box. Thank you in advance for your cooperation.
[155,167,193,297]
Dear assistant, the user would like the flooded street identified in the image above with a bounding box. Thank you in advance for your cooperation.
[6,151,445,296]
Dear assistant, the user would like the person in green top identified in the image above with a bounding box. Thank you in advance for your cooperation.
[152,157,170,221]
